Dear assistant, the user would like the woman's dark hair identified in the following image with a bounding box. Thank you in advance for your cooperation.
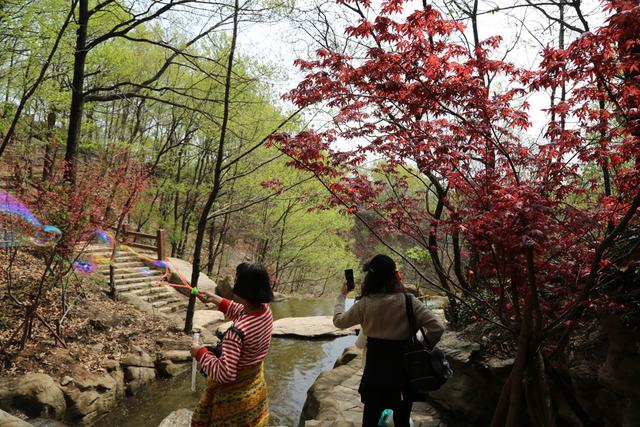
[361,254,399,296]
[232,262,273,304]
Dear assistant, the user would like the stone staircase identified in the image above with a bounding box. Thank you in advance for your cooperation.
[85,245,189,315]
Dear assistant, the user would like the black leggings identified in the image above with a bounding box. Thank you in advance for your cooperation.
[362,399,412,427]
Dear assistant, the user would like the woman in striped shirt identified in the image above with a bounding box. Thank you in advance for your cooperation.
[190,262,274,427]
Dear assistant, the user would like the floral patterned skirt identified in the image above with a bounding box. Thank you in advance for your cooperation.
[191,362,269,427]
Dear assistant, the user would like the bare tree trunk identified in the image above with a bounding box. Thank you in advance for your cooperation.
[42,109,56,180]
[64,0,89,185]
[184,0,239,333]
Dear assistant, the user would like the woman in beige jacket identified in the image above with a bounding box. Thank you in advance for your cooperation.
[333,254,445,427]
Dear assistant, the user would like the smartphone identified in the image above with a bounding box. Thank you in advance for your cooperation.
[344,268,355,291]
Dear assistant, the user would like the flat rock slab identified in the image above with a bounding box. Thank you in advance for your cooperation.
[273,316,359,338]
[158,408,193,427]
[215,316,359,339]
[157,409,288,427]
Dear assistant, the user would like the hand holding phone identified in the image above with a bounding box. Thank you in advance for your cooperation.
[344,268,355,292]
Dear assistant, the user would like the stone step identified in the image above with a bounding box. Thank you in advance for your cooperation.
[122,282,166,295]
[96,268,159,278]
[91,253,143,262]
[97,261,149,271]
[145,290,178,303]
[150,297,182,309]
[111,271,165,280]
[114,275,164,286]
[116,281,164,294]
[90,253,151,263]
[85,247,157,259]
[95,267,145,276]
[158,301,188,314]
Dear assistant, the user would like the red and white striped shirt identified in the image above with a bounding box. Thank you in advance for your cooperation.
[195,298,273,384]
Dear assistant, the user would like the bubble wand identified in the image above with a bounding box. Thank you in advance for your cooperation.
[191,328,201,392]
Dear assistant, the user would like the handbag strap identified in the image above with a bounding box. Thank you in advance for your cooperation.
[404,293,433,349]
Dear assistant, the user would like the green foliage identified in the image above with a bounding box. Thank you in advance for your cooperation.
[406,246,432,264]
[1,0,358,296]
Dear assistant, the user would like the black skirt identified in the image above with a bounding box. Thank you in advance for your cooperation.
[359,336,415,404]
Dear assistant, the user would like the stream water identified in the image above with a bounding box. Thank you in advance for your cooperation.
[94,297,356,427]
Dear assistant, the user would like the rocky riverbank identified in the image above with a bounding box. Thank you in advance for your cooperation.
[0,252,219,426]
[299,346,443,427]
[0,335,216,426]
[296,328,518,427]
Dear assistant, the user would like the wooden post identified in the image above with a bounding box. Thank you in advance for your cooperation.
[157,228,166,260]
[109,264,117,300]
[122,223,129,244]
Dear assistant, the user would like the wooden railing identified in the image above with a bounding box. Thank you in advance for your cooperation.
[121,224,166,261]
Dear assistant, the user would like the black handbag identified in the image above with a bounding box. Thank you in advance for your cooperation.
[403,293,452,393]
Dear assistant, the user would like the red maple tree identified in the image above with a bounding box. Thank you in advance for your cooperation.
[272,0,640,424]
[2,150,151,350]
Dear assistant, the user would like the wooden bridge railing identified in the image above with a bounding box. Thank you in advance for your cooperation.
[121,224,166,261]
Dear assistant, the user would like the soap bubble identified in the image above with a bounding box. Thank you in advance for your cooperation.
[72,228,174,286]
[0,190,42,227]
[95,229,114,246]
[151,260,167,268]
[1,191,63,248]
[138,267,154,276]
[73,259,96,274]
[31,225,62,246]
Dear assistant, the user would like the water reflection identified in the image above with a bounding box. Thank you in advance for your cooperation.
[269,297,341,319]
[266,335,356,425]
[94,298,356,427]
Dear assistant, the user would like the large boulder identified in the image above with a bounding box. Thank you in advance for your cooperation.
[156,349,192,378]
[300,346,442,427]
[157,336,193,350]
[166,257,217,295]
[158,350,192,363]
[121,347,157,395]
[121,346,155,368]
[426,331,510,425]
[123,367,156,396]
[103,359,125,399]
[567,316,640,426]
[299,347,366,426]
[157,360,190,378]
[216,275,233,299]
[0,410,31,427]
[158,408,193,427]
[193,310,225,332]
[61,372,118,425]
[0,377,16,411]
[13,373,66,420]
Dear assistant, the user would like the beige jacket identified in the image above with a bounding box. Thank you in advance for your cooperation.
[333,293,445,346]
